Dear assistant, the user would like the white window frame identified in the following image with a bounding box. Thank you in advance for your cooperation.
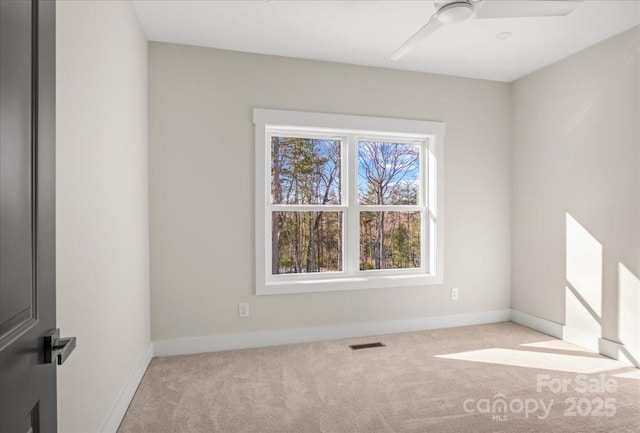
[254,108,445,295]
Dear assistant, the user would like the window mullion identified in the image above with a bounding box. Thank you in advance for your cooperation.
[346,134,359,276]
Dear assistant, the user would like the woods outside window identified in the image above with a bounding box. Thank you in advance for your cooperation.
[254,109,444,295]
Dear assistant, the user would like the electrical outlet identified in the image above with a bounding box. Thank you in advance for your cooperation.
[451,288,459,301]
[238,302,249,318]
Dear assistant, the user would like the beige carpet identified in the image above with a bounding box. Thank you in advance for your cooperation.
[118,322,640,432]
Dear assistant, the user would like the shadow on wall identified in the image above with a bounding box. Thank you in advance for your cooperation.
[564,213,639,366]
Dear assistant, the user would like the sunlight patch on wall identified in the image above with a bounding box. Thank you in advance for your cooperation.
[618,263,640,364]
[565,213,602,350]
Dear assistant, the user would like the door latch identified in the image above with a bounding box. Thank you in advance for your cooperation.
[43,329,76,365]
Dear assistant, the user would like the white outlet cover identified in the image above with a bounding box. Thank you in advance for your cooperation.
[238,303,249,317]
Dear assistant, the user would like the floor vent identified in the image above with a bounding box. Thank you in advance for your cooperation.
[349,342,385,350]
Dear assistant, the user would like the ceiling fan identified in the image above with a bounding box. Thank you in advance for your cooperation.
[390,0,583,60]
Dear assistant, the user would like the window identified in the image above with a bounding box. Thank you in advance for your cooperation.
[254,109,444,295]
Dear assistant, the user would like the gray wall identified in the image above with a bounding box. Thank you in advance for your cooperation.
[149,43,511,341]
[56,1,150,431]
[512,27,640,358]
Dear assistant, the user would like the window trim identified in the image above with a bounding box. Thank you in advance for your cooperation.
[254,108,445,295]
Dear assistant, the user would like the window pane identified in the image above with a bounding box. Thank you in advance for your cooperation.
[272,211,342,274]
[360,211,421,270]
[358,141,420,205]
[271,136,341,205]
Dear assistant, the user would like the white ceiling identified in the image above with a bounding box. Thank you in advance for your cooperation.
[132,0,640,82]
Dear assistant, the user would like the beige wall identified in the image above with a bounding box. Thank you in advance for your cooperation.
[512,27,640,356]
[56,1,150,432]
[149,43,511,341]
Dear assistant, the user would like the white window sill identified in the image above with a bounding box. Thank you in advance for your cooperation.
[257,273,443,295]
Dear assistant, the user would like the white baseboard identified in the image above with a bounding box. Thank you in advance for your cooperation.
[599,338,640,368]
[511,310,563,338]
[100,343,154,433]
[153,309,513,357]
[599,338,625,362]
[512,309,639,368]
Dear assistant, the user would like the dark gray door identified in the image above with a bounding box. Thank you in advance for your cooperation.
[1,1,58,432]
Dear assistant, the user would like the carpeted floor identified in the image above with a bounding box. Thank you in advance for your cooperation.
[118,322,640,432]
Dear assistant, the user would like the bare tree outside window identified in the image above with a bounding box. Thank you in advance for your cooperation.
[358,141,421,270]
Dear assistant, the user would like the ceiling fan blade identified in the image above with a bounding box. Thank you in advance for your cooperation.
[390,16,443,61]
[475,0,583,19]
